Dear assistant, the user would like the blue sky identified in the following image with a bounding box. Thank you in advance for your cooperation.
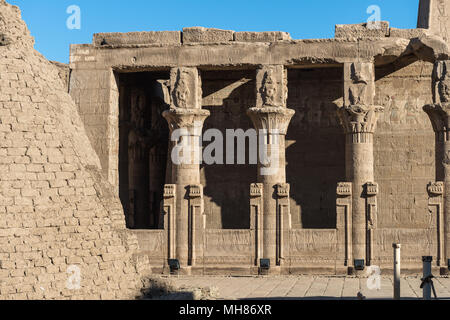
[9,0,420,63]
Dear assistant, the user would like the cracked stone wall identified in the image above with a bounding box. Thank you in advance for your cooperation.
[0,0,149,299]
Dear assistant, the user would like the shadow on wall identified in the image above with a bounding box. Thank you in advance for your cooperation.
[286,67,345,229]
[201,69,257,229]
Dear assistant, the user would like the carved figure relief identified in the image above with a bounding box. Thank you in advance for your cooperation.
[348,63,369,106]
[261,69,278,106]
[128,92,147,161]
[438,0,448,41]
[174,70,191,109]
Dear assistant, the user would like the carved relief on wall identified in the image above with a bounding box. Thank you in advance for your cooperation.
[437,0,449,42]
[128,91,147,161]
[378,95,428,130]
[288,98,340,130]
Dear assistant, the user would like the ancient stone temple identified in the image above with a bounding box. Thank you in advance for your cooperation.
[2,0,450,300]
[67,0,450,276]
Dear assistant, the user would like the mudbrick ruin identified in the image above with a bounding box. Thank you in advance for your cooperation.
[1,0,450,299]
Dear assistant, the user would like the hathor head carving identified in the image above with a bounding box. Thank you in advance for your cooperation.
[261,69,277,106]
[174,71,191,108]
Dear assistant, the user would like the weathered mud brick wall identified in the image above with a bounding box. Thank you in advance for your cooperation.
[0,0,149,299]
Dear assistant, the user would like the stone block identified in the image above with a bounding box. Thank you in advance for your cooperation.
[93,31,181,46]
[335,21,390,38]
[182,27,234,43]
[234,31,291,42]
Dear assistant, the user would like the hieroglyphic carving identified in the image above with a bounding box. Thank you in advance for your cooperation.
[427,181,445,265]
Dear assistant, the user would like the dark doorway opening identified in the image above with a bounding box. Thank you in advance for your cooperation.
[118,71,170,229]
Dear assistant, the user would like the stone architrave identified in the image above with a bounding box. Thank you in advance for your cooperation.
[162,67,209,270]
[424,60,450,272]
[337,61,383,270]
[247,65,295,269]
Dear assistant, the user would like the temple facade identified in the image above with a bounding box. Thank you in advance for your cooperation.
[68,0,450,275]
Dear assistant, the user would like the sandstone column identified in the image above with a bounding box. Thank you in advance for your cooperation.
[424,59,450,273]
[337,61,383,270]
[162,67,209,270]
[247,65,294,269]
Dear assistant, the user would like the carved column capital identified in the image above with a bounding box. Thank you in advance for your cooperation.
[337,104,384,135]
[162,108,210,135]
[247,107,295,135]
[339,61,383,142]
